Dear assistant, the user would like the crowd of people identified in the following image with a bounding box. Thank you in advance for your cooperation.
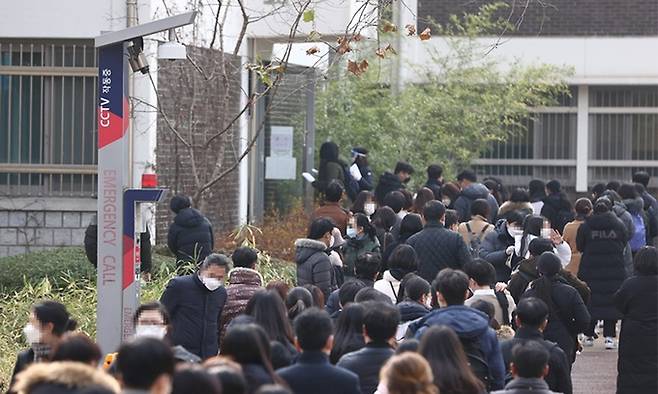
[7,144,658,394]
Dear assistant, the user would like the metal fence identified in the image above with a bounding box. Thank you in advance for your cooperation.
[0,39,97,197]
[474,85,658,189]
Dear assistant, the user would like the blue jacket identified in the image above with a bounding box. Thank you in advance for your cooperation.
[454,183,499,223]
[160,274,227,359]
[409,305,506,390]
[278,351,361,394]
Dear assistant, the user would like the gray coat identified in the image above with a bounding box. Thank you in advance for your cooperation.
[454,183,500,223]
[612,202,635,275]
[295,238,336,299]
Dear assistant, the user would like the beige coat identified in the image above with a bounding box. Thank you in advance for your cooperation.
[562,219,584,275]
[458,215,494,245]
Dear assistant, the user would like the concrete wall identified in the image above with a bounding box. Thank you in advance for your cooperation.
[0,198,95,257]
[418,0,658,36]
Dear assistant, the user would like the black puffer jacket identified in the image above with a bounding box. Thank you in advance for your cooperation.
[167,207,214,263]
[541,192,574,233]
[160,273,227,359]
[375,171,404,204]
[614,274,658,394]
[577,212,629,321]
[481,220,523,283]
[522,277,591,363]
[406,222,472,282]
[295,238,336,299]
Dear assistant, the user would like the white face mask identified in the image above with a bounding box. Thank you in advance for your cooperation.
[364,203,376,216]
[201,276,222,291]
[424,294,433,309]
[23,323,42,345]
[329,235,336,247]
[442,198,451,206]
[508,226,523,238]
[541,228,552,239]
[135,325,167,340]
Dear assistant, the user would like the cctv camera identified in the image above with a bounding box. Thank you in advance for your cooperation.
[158,41,187,60]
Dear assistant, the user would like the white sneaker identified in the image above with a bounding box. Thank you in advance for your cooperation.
[583,337,595,347]
[605,337,617,350]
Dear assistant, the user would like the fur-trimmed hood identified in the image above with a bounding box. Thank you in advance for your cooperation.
[294,238,329,265]
[13,361,120,394]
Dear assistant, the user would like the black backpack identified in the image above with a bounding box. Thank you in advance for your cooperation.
[494,290,511,326]
[460,336,492,391]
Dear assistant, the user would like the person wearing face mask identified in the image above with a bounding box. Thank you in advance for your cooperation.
[294,217,338,300]
[481,211,526,283]
[517,215,572,267]
[160,253,229,359]
[10,300,77,390]
[350,190,376,217]
[424,164,444,200]
[342,213,381,279]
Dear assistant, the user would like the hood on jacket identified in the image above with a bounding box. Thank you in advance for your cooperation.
[228,267,264,287]
[623,197,645,215]
[611,202,629,219]
[398,301,431,322]
[379,171,403,188]
[170,194,192,214]
[493,219,514,243]
[294,238,328,265]
[174,207,207,228]
[587,211,621,230]
[410,305,490,340]
[460,183,490,200]
[544,192,572,211]
[13,362,120,394]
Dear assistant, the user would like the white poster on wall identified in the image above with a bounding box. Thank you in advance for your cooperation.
[266,126,296,180]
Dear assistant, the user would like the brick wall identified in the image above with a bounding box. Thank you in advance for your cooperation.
[0,198,95,257]
[155,46,242,243]
[418,0,658,36]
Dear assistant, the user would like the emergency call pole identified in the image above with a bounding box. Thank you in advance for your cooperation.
[94,12,196,354]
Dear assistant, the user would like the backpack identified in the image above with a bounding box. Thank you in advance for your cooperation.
[494,291,511,325]
[465,222,491,258]
[460,336,492,391]
[629,212,647,252]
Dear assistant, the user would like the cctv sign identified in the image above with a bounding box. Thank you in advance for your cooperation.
[97,42,130,355]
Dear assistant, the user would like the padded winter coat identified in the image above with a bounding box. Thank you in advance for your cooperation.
[167,207,214,263]
[219,267,263,342]
[577,212,629,321]
[614,274,658,394]
[454,183,499,223]
[481,220,523,283]
[160,273,227,359]
[295,238,336,299]
[406,222,472,283]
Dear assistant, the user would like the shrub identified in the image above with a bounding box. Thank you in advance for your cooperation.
[0,247,176,292]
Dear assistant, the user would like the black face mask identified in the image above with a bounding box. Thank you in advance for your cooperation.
[403,177,411,184]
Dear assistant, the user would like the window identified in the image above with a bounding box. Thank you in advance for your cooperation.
[0,39,97,197]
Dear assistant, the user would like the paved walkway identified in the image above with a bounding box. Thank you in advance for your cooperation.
[572,337,618,394]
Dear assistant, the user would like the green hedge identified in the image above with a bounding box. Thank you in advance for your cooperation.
[0,247,177,292]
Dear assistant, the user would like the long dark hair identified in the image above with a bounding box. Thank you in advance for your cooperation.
[221,324,285,385]
[329,303,366,364]
[351,191,374,215]
[419,326,485,394]
[354,213,377,241]
[245,290,295,345]
[319,142,340,182]
[519,215,545,258]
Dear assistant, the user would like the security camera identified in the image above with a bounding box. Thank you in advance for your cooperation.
[158,41,187,60]
[127,37,150,74]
